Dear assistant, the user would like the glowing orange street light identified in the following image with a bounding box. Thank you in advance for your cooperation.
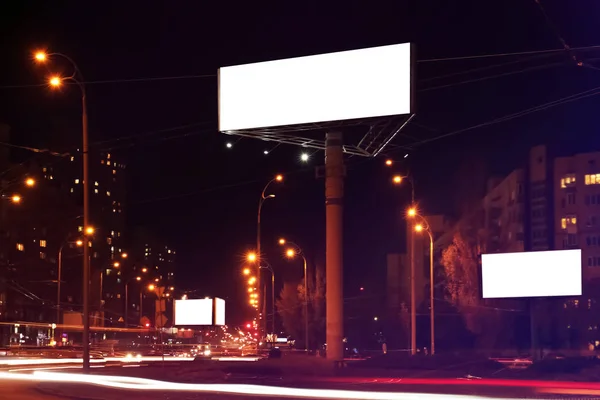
[415,224,424,233]
[247,288,253,293]
[25,178,35,187]
[243,268,251,276]
[113,262,120,268]
[275,174,283,182]
[154,278,159,282]
[385,159,393,166]
[34,51,47,62]
[11,195,21,204]
[247,252,257,263]
[169,287,174,291]
[141,267,148,273]
[248,277,256,285]
[135,276,141,281]
[407,207,417,217]
[76,240,83,247]
[285,248,296,258]
[121,253,128,259]
[278,238,286,245]
[49,76,62,87]
[148,284,155,291]
[392,175,403,184]
[85,226,95,235]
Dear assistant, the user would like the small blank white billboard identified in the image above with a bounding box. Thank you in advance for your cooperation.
[218,43,412,131]
[481,249,582,299]
[214,298,225,326]
[174,299,213,326]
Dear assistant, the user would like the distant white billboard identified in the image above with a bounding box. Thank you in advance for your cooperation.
[174,299,213,326]
[481,249,582,299]
[214,298,225,326]
[218,43,413,131]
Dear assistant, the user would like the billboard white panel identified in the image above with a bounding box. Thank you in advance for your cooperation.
[174,299,213,326]
[481,249,582,299]
[218,43,412,131]
[214,298,225,326]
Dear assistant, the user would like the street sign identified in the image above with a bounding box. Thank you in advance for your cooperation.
[155,313,167,328]
[155,299,166,313]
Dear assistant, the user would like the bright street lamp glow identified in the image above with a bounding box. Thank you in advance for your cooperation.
[247,252,257,262]
[263,150,269,155]
[415,224,424,233]
[34,52,47,62]
[148,284,155,291]
[85,226,94,235]
[285,248,296,258]
[75,240,83,247]
[226,142,233,148]
[392,175,403,184]
[121,253,128,258]
[141,267,148,273]
[385,159,393,166]
[278,238,286,245]
[407,207,417,217]
[248,277,256,285]
[243,268,251,275]
[300,153,309,162]
[11,195,21,204]
[136,276,141,281]
[25,178,35,187]
[275,174,283,182]
[49,76,62,87]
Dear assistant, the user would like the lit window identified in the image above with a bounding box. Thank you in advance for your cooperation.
[39,240,47,248]
[94,189,98,194]
[42,167,47,173]
[111,231,115,237]
[88,241,92,247]
[113,208,116,213]
[561,215,577,229]
[101,160,104,164]
[107,238,112,245]
[40,252,46,259]
[117,232,121,237]
[585,174,600,185]
[94,181,99,186]
[107,153,111,159]
[116,293,121,299]
[561,174,577,188]
[113,170,116,175]
[78,226,83,232]
[70,156,74,162]
[106,191,111,196]
[106,269,111,275]
[168,249,171,254]
[70,188,74,193]
[49,175,53,180]
[74,179,80,184]
[16,243,24,251]
[107,161,111,166]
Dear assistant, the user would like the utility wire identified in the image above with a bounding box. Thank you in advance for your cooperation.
[387,85,600,150]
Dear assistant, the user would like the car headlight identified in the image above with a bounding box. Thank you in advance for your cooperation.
[203,349,211,356]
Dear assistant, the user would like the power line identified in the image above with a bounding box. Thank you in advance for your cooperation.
[417,44,600,63]
[420,61,565,92]
[90,122,214,147]
[391,85,600,149]
[0,74,216,89]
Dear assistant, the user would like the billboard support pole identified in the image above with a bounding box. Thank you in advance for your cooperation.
[325,131,344,363]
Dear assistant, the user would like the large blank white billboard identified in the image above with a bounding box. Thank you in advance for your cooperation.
[214,298,225,326]
[218,43,412,131]
[174,299,213,326]
[481,249,582,299]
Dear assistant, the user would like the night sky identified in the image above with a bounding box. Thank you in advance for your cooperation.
[1,1,600,325]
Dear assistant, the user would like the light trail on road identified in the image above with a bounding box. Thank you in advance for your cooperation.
[0,370,508,400]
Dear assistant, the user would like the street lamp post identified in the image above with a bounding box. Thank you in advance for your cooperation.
[280,239,309,352]
[125,276,141,328]
[258,261,275,336]
[392,172,417,356]
[57,239,84,326]
[34,50,92,370]
[256,174,283,337]
[414,217,435,356]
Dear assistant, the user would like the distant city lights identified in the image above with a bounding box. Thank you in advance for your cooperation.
[226,142,233,149]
